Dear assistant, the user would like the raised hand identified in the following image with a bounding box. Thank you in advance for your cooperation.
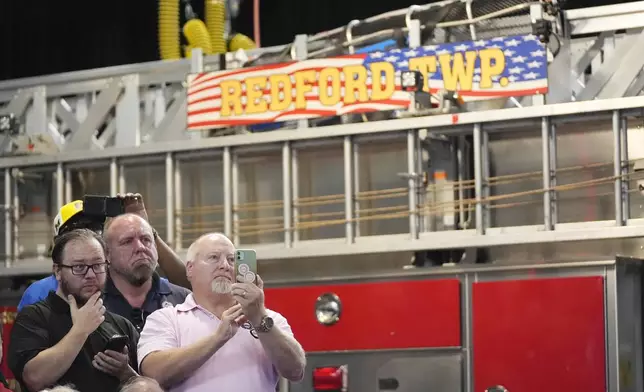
[69,292,105,337]
[216,303,244,341]
[231,275,266,326]
[116,192,149,221]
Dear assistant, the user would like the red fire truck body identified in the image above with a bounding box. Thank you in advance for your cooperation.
[265,258,641,392]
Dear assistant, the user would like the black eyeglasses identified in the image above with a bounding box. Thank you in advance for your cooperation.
[59,263,108,276]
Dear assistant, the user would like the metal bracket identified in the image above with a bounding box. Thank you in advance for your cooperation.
[595,30,644,99]
[65,77,123,150]
[95,121,117,149]
[0,89,32,118]
[345,20,361,54]
[25,86,47,136]
[0,87,66,155]
[576,28,644,101]
[405,5,422,48]
[571,31,610,94]
[625,68,644,97]
[566,1,644,35]
[114,74,141,148]
[150,93,188,142]
[54,99,81,135]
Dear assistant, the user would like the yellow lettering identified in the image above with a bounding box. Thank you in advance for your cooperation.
[268,74,292,111]
[294,70,316,109]
[478,48,506,89]
[409,56,438,92]
[318,68,341,106]
[244,76,268,114]
[219,80,243,117]
[438,51,477,91]
[343,65,368,104]
[369,62,395,101]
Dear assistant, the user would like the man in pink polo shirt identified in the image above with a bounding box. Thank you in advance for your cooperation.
[136,233,306,392]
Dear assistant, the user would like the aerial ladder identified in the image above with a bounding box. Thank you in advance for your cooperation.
[0,1,643,390]
[0,0,641,269]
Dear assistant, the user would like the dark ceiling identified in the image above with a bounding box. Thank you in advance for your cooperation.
[0,0,631,81]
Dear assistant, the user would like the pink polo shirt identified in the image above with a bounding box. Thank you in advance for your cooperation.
[137,294,294,392]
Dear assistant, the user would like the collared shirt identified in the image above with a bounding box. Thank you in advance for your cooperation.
[103,273,191,332]
[8,292,139,392]
[18,274,190,331]
[137,294,293,392]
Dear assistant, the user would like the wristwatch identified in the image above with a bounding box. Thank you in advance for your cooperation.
[256,315,274,333]
[152,228,159,240]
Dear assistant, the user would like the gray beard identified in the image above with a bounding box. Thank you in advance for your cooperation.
[211,277,232,294]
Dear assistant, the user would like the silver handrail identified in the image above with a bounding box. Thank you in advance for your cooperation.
[307,0,462,42]
[308,2,537,58]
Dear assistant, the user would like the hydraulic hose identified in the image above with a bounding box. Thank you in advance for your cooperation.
[229,33,257,51]
[184,18,213,57]
[205,0,227,54]
[158,0,182,60]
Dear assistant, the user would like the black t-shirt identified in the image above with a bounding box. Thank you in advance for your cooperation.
[8,292,139,392]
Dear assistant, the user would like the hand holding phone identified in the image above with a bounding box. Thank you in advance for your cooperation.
[235,249,257,284]
[104,335,128,353]
[83,195,125,218]
[94,335,132,380]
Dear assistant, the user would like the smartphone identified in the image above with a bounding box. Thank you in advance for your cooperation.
[104,334,128,352]
[235,249,257,284]
[83,195,125,218]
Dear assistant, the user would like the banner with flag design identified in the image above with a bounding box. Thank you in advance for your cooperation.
[186,34,549,130]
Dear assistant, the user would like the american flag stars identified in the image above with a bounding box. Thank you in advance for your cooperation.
[362,34,548,88]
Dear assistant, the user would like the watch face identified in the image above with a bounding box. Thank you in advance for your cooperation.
[258,316,274,332]
[263,316,274,329]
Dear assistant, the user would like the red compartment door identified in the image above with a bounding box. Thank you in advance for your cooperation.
[472,276,606,392]
[265,278,462,352]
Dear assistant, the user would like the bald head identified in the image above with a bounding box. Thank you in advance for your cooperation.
[103,213,159,287]
[186,232,233,262]
[104,213,152,242]
[120,376,163,392]
[186,232,235,295]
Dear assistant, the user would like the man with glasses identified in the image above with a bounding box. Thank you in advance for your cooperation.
[8,229,139,392]
[18,193,190,317]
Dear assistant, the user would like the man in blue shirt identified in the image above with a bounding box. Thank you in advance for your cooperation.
[17,193,191,328]
[17,275,57,311]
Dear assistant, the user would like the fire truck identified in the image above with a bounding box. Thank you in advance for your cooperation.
[1,0,644,391]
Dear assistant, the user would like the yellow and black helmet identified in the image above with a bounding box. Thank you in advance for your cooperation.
[52,200,105,238]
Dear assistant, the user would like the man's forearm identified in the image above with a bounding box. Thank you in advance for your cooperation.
[258,327,306,382]
[22,327,87,391]
[140,332,226,387]
[155,236,191,289]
